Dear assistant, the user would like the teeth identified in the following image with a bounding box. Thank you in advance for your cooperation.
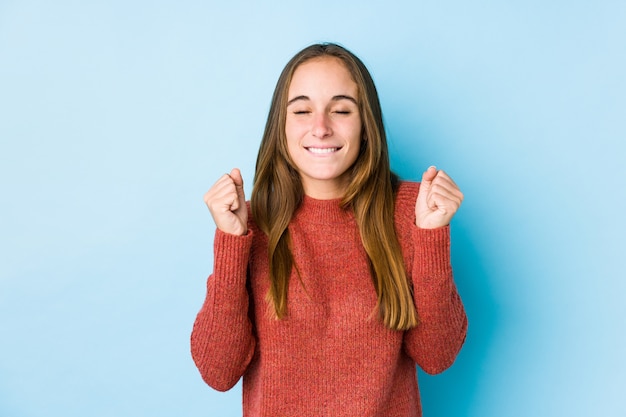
[307,147,338,154]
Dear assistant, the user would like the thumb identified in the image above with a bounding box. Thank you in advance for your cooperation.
[229,168,246,203]
[416,165,437,212]
[420,166,438,190]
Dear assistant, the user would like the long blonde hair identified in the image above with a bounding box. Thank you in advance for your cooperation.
[251,43,418,331]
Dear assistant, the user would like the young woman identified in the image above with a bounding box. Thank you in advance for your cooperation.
[191,43,467,417]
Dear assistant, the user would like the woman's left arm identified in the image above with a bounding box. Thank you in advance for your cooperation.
[403,226,468,374]
[403,167,467,374]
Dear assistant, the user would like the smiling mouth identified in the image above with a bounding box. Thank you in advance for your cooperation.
[306,147,341,154]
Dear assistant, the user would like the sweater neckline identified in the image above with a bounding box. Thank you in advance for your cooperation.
[293,195,355,225]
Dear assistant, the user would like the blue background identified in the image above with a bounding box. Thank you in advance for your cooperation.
[1,1,625,416]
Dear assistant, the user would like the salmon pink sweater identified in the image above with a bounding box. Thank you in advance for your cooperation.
[191,182,467,416]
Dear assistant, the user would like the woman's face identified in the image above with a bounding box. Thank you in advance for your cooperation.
[285,56,362,199]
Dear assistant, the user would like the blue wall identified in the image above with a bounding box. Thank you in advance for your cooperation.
[1,1,624,416]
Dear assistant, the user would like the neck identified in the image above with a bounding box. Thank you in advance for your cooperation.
[301,178,348,200]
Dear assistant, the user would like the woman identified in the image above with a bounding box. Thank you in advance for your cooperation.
[191,43,467,417]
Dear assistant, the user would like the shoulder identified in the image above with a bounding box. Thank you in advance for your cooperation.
[245,201,264,237]
[393,181,420,230]
[395,181,420,212]
[245,201,256,228]
[396,180,420,201]
[393,181,419,252]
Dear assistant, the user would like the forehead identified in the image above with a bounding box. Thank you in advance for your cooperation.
[288,56,358,96]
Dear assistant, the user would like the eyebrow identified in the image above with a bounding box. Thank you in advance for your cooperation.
[287,94,358,106]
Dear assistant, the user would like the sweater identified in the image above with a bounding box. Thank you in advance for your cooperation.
[191,181,468,417]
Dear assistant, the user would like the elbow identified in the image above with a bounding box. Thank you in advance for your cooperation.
[419,343,464,375]
[190,332,253,392]
[420,355,458,375]
[201,371,240,392]
[418,316,468,375]
[191,349,242,392]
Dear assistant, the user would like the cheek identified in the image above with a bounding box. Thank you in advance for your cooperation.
[348,123,363,149]
[348,126,363,162]
[285,120,304,144]
[284,121,296,149]
[285,127,298,151]
[349,141,361,161]
[285,132,302,169]
[286,138,297,161]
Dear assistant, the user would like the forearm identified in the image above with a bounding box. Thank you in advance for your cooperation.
[191,229,257,391]
[403,226,468,374]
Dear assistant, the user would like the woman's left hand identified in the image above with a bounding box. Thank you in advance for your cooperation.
[415,166,464,229]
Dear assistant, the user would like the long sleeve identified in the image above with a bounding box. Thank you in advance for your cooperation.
[190,228,257,391]
[402,225,468,375]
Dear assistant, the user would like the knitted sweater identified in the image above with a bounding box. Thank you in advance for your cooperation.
[191,181,467,417]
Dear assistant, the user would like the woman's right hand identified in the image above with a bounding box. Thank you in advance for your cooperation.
[203,168,248,236]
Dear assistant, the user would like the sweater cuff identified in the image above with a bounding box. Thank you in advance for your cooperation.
[412,225,451,275]
[213,228,254,285]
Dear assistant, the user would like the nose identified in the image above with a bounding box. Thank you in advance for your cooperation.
[311,112,332,139]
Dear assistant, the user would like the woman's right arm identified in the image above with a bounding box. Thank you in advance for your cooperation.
[190,229,256,391]
[190,168,256,391]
